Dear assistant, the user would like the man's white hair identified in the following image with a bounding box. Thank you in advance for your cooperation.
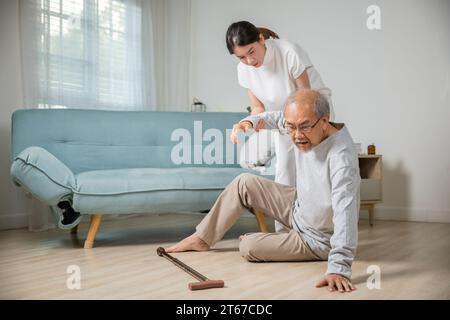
[284,89,330,118]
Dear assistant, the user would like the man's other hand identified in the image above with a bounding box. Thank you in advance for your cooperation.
[315,274,356,293]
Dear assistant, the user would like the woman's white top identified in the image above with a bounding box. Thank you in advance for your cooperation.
[237,39,332,111]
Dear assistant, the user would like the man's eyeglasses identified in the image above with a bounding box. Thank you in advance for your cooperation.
[283,117,322,135]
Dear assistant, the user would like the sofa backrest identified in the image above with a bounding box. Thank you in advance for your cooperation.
[11,109,248,174]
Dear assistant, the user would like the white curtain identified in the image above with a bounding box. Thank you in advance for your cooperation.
[18,0,191,230]
[20,0,191,111]
[20,0,147,110]
[143,0,191,111]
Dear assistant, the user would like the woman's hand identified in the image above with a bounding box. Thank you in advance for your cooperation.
[315,274,356,293]
[230,121,253,144]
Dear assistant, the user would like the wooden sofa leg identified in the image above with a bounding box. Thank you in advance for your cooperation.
[254,209,269,233]
[368,204,374,227]
[84,214,102,249]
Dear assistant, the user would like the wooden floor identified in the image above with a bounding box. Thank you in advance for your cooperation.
[0,213,449,300]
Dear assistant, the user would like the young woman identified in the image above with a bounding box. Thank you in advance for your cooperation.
[227,21,333,231]
[226,20,334,186]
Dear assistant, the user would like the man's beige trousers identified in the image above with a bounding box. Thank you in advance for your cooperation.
[195,173,322,262]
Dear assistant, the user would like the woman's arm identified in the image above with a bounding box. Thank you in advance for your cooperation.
[294,68,311,90]
[247,89,265,115]
[247,90,266,130]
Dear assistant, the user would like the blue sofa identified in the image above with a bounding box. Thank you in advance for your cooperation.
[10,109,269,248]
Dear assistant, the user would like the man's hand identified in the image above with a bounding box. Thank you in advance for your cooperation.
[315,274,356,293]
[230,121,253,144]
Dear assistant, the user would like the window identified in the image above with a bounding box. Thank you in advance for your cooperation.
[36,0,142,109]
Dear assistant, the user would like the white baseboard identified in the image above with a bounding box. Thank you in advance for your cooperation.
[1,206,449,231]
[359,205,450,223]
[0,213,28,230]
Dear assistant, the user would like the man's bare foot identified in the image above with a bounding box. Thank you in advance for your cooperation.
[166,234,210,253]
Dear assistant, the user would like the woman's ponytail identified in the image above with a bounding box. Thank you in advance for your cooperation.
[258,27,279,40]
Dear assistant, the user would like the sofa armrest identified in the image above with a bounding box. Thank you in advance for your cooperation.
[10,146,76,205]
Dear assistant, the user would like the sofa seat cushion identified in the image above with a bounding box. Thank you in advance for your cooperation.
[72,167,249,214]
[73,189,224,214]
[75,167,248,195]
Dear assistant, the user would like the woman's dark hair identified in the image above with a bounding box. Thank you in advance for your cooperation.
[226,21,279,54]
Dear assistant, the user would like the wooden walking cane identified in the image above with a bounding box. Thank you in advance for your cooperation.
[157,247,225,290]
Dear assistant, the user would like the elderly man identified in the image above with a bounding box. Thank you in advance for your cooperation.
[167,89,360,293]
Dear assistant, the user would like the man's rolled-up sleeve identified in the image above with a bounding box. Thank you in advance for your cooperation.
[240,111,285,131]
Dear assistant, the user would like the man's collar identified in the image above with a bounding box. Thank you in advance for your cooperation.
[311,122,346,151]
[330,122,344,130]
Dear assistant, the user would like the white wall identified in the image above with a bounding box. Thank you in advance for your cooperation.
[190,0,450,222]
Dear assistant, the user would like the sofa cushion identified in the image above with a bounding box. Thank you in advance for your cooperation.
[72,167,250,214]
[74,167,247,195]
[11,109,247,174]
[73,189,224,214]
[10,146,76,205]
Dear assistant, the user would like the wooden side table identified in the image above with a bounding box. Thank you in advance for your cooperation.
[358,155,383,226]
